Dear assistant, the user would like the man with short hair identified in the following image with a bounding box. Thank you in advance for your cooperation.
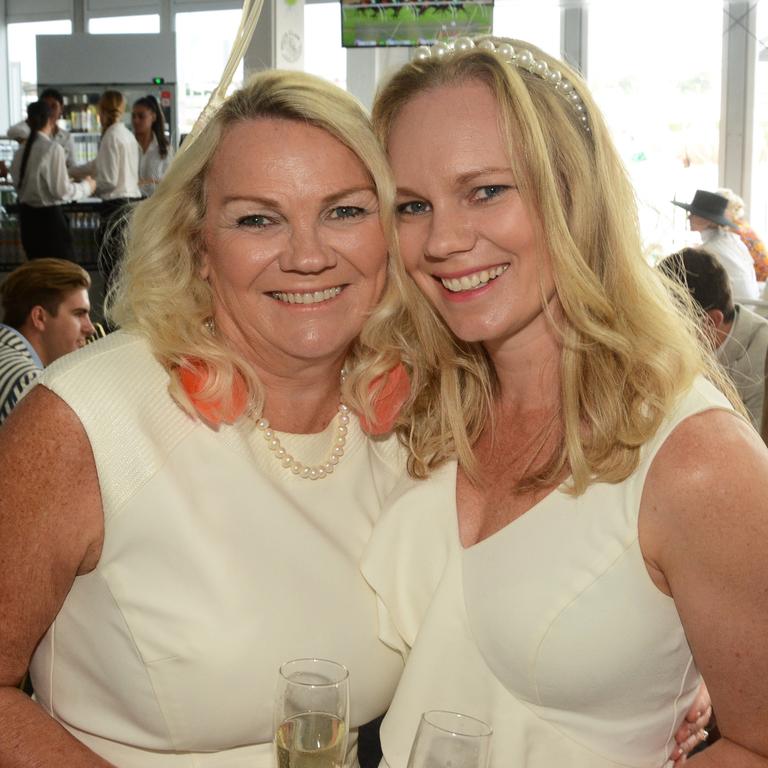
[0,258,95,424]
[660,247,768,438]
[5,88,77,168]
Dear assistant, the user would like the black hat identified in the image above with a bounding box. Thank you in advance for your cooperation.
[671,190,736,228]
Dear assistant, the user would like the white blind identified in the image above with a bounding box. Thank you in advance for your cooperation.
[7,0,73,23]
[173,0,242,12]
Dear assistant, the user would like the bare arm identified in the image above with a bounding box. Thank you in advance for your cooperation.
[641,409,768,766]
[0,386,114,767]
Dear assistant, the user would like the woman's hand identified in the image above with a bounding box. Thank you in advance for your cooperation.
[670,683,712,764]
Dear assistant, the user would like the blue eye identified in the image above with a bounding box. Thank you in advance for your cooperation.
[396,200,431,216]
[330,206,366,220]
[473,185,510,202]
[236,214,270,229]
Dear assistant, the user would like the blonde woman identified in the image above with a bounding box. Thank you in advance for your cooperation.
[0,71,404,767]
[353,38,768,767]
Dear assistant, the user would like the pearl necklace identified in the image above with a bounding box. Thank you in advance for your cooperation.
[252,371,351,481]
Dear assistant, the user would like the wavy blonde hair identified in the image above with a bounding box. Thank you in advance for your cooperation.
[347,37,738,492]
[107,69,395,422]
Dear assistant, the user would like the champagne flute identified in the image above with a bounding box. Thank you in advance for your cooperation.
[407,710,492,768]
[274,657,350,768]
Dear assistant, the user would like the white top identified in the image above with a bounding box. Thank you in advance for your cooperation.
[139,134,173,197]
[10,133,92,207]
[363,378,733,768]
[701,227,760,300]
[31,331,405,768]
[6,121,76,166]
[79,121,140,200]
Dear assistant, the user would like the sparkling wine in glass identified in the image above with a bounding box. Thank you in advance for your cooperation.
[274,657,350,768]
[406,710,492,768]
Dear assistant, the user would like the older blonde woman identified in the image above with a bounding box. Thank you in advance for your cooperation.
[0,71,404,768]
[353,38,768,767]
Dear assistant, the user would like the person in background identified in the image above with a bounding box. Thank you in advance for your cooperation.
[352,37,768,767]
[73,90,141,286]
[131,95,173,197]
[717,187,768,284]
[0,258,94,425]
[6,89,76,168]
[660,247,768,440]
[10,100,96,261]
[672,189,760,300]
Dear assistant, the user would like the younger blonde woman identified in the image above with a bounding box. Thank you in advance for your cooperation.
[352,37,768,767]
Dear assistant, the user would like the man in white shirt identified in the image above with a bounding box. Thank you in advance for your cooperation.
[672,189,760,301]
[6,88,77,168]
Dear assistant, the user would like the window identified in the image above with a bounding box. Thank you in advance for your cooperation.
[7,19,72,96]
[752,3,768,239]
[492,0,559,59]
[588,0,723,260]
[88,14,161,34]
[304,2,346,90]
[175,9,244,136]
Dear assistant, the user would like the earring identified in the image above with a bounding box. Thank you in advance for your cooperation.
[203,317,215,334]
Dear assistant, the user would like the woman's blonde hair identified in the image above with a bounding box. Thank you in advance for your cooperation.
[98,90,126,131]
[348,37,738,492]
[107,69,395,423]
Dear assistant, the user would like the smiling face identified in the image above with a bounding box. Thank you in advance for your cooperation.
[200,118,388,373]
[388,80,557,352]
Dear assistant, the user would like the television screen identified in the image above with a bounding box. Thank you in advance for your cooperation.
[341,0,494,48]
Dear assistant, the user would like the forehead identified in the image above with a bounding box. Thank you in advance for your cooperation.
[207,118,372,193]
[387,80,509,176]
[59,287,90,310]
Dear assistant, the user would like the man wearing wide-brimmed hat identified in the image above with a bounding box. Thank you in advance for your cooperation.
[672,189,760,300]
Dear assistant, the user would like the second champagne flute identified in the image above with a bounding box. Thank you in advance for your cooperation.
[407,710,492,768]
[274,657,350,768]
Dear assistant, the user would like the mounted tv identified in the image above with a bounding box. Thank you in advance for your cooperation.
[341,0,494,48]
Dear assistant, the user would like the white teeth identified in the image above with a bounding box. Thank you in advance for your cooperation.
[440,264,509,293]
[272,286,343,305]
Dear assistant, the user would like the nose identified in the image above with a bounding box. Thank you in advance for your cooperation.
[82,314,96,337]
[423,203,476,261]
[279,222,337,274]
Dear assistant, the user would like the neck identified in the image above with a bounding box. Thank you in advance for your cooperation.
[137,132,152,151]
[18,326,49,366]
[483,303,562,417]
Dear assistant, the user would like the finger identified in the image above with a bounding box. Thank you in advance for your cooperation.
[692,707,712,731]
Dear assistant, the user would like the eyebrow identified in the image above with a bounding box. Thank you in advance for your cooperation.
[221,185,377,209]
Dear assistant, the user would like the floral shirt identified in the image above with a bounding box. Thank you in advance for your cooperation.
[735,217,768,282]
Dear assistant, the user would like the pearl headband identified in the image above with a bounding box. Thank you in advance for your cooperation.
[413,37,591,134]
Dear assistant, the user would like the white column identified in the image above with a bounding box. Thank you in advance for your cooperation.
[0,0,9,132]
[719,0,757,209]
[560,1,587,78]
[244,0,306,78]
[346,46,409,112]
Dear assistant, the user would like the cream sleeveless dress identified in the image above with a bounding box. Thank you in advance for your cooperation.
[31,330,405,767]
[362,378,732,768]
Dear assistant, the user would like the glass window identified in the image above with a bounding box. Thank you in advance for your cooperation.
[88,14,161,34]
[304,2,347,90]
[175,9,245,136]
[588,0,723,261]
[7,19,72,99]
[492,0,559,58]
[751,4,768,240]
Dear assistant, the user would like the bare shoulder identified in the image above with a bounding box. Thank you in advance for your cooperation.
[0,384,104,574]
[644,408,768,519]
